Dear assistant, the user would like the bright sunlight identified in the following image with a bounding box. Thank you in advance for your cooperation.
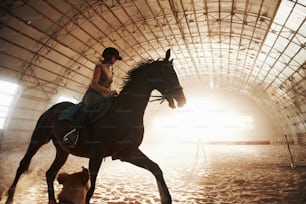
[153,96,254,143]
[0,80,19,129]
[57,95,78,104]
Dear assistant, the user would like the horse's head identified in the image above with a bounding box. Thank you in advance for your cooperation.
[150,49,186,108]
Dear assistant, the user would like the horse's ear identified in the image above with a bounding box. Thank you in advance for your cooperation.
[165,49,171,61]
[170,59,174,63]
[81,167,90,185]
[57,173,69,184]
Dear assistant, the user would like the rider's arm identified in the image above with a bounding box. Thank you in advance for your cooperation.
[90,66,116,95]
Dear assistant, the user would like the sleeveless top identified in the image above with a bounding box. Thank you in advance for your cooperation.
[98,65,113,88]
[88,65,113,93]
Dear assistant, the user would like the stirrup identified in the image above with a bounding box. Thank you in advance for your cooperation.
[63,128,79,148]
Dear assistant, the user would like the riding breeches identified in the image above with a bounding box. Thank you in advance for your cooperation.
[75,89,106,127]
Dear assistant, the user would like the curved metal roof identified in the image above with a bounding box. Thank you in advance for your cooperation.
[0,0,305,142]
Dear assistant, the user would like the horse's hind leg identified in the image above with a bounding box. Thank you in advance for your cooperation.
[5,143,41,204]
[119,149,172,204]
[5,131,52,204]
[46,143,69,204]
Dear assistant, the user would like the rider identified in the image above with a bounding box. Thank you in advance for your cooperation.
[63,47,122,146]
[81,47,121,113]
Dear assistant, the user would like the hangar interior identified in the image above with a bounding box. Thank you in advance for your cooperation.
[0,0,305,149]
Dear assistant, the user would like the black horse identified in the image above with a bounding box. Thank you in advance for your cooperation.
[5,49,186,204]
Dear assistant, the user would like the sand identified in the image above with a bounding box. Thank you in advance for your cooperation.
[0,142,306,204]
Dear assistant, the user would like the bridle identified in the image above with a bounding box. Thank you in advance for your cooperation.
[149,86,182,103]
[149,95,166,103]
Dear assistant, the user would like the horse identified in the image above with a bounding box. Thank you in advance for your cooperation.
[5,49,186,204]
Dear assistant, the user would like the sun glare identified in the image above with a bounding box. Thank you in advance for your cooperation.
[57,95,78,104]
[153,96,254,143]
[0,80,19,129]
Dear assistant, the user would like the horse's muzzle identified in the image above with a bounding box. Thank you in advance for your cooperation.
[165,86,186,108]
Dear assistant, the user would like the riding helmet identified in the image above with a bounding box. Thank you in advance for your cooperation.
[102,47,122,60]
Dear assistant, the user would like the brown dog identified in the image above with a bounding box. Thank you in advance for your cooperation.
[57,167,90,204]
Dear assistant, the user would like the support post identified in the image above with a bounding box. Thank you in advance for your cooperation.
[284,134,295,169]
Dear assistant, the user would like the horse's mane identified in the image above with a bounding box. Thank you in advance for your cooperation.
[120,58,163,91]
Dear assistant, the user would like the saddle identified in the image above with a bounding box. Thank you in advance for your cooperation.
[58,95,114,123]
[59,95,114,147]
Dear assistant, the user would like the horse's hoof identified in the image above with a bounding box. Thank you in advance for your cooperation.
[161,197,172,204]
[5,194,14,204]
[48,200,58,204]
[5,198,14,204]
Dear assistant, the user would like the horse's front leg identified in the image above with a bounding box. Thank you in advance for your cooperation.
[86,157,103,204]
[120,148,172,204]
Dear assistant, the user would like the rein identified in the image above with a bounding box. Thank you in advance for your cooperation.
[149,95,166,103]
[149,86,182,103]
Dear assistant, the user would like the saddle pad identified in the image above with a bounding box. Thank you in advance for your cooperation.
[58,95,114,123]
[58,102,83,121]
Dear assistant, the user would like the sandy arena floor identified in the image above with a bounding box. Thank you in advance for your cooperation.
[1,142,306,204]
